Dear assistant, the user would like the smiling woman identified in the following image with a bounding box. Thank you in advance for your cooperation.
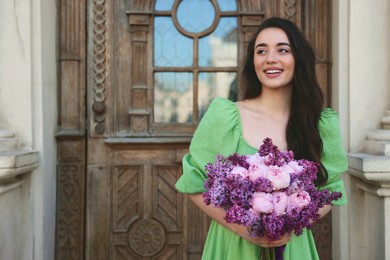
[176,17,347,260]
[253,27,295,92]
[55,0,335,259]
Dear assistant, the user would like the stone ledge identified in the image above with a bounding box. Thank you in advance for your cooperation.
[0,150,39,194]
[0,163,39,181]
[0,151,39,169]
[348,153,390,197]
[348,153,390,173]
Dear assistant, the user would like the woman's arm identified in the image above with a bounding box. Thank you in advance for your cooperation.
[189,193,291,248]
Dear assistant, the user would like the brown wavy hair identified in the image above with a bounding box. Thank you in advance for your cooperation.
[241,17,327,186]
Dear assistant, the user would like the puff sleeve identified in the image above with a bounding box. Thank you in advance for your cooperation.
[175,98,241,194]
[318,108,348,206]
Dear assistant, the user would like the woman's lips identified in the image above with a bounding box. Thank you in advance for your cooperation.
[264,68,283,78]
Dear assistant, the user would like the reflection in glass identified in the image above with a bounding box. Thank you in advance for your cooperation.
[177,0,215,33]
[154,72,193,123]
[217,0,237,11]
[198,72,237,119]
[154,17,193,67]
[155,0,175,11]
[199,17,238,67]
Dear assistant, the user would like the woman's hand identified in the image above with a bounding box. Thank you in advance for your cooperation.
[189,193,293,247]
[234,224,292,247]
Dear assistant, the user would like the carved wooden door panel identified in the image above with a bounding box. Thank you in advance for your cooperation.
[56,0,333,259]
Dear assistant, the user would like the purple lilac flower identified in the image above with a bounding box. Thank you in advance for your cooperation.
[228,153,250,169]
[225,205,259,226]
[252,177,273,193]
[203,138,343,241]
[261,214,286,240]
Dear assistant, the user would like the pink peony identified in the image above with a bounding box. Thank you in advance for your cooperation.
[251,192,274,213]
[248,164,268,181]
[272,192,288,216]
[288,191,311,210]
[246,153,265,167]
[286,161,304,173]
[230,166,248,178]
[266,166,291,190]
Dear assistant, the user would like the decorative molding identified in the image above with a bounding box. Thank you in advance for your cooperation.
[154,166,182,231]
[60,0,81,58]
[56,163,84,259]
[92,0,107,135]
[113,167,141,230]
[126,10,152,134]
[130,0,154,12]
[56,0,86,258]
[128,219,166,256]
[284,0,297,22]
[238,0,263,13]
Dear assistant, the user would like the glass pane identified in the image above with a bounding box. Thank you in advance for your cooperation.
[154,72,193,123]
[154,17,193,67]
[198,72,237,119]
[217,0,237,11]
[177,0,215,33]
[199,17,238,67]
[155,0,174,11]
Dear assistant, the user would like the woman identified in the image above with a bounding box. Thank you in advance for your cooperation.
[175,17,347,260]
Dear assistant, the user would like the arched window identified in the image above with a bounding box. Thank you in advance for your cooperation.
[153,0,238,124]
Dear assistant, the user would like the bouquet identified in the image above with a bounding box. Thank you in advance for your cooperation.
[203,138,342,259]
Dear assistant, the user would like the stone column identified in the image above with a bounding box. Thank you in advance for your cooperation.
[348,110,390,260]
[0,128,39,259]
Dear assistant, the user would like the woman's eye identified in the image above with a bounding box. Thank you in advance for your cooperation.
[256,49,266,55]
[279,49,289,54]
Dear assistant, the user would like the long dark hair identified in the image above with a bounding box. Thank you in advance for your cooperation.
[241,17,328,186]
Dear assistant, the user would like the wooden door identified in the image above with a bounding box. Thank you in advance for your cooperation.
[56,0,333,259]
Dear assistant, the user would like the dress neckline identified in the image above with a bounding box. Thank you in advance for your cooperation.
[231,101,260,152]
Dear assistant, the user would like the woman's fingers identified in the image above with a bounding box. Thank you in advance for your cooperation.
[250,233,292,247]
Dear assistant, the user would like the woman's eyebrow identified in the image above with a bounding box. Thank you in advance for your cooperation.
[255,42,291,48]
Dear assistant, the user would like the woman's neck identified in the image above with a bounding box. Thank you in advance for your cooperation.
[252,87,292,118]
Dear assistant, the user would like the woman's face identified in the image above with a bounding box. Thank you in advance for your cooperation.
[253,27,295,90]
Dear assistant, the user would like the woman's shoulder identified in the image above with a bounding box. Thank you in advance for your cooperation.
[320,108,339,119]
[193,97,240,145]
[208,97,236,111]
[203,97,239,122]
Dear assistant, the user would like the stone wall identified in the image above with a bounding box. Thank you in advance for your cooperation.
[0,129,38,259]
[0,0,57,259]
[332,0,390,259]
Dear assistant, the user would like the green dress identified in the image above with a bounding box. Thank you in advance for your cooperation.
[175,98,348,260]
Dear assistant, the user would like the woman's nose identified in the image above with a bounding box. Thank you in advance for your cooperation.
[266,50,278,63]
